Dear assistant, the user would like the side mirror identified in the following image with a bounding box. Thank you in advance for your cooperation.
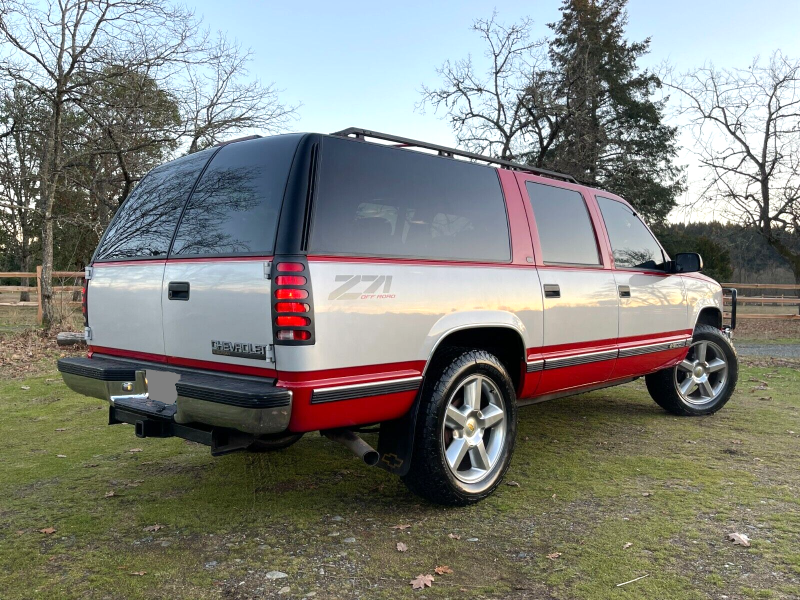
[669,252,703,273]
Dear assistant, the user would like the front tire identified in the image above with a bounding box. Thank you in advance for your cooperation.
[402,349,517,506]
[645,324,738,416]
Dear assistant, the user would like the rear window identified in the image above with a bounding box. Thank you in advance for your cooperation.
[597,196,665,270]
[525,182,600,265]
[94,149,213,261]
[310,137,510,262]
[172,135,302,257]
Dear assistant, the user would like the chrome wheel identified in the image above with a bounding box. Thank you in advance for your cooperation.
[674,340,729,406]
[441,374,507,484]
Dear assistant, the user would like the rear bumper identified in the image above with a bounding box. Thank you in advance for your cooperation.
[57,355,292,436]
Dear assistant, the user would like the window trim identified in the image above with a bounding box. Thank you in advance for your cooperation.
[307,135,513,264]
[523,180,604,268]
[595,195,668,273]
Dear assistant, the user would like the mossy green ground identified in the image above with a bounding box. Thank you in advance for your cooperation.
[1,356,799,599]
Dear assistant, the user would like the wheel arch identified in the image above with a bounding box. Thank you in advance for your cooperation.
[695,306,723,330]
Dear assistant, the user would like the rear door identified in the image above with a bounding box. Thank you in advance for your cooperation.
[88,150,215,357]
[594,195,689,378]
[518,178,619,395]
[161,135,303,372]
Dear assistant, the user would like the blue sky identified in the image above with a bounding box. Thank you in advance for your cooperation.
[192,0,800,218]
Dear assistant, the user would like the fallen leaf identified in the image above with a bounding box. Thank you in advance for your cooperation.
[410,574,434,589]
[623,542,633,550]
[642,492,653,497]
[84,463,98,468]
[434,565,453,575]
[731,440,742,445]
[728,532,751,547]
[21,385,30,390]
[396,542,407,552]
[39,528,56,535]
[551,493,557,499]
[547,552,562,560]
[56,454,67,458]
[758,396,772,401]
[129,571,147,576]
[143,524,164,532]
[391,524,411,530]
[128,448,143,453]
[55,428,66,432]
[448,533,461,540]
[104,491,116,498]
[506,480,520,487]
[16,530,25,535]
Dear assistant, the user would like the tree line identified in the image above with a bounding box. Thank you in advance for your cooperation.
[1,0,799,328]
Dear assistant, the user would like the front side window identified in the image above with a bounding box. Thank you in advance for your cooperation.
[94,149,214,260]
[525,182,600,265]
[171,135,302,256]
[310,137,510,261]
[597,196,665,270]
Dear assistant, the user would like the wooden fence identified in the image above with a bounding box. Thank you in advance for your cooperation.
[722,283,800,321]
[0,267,84,324]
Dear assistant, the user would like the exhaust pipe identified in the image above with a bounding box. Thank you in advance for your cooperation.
[322,429,379,466]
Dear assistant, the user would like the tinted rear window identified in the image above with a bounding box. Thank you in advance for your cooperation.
[94,149,213,261]
[310,137,510,261]
[525,182,600,265]
[171,135,302,257]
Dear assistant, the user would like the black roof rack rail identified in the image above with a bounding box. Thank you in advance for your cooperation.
[330,127,578,184]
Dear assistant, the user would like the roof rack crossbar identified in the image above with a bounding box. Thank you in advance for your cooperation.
[330,127,578,184]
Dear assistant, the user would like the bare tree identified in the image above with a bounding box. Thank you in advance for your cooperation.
[668,51,800,282]
[183,34,297,154]
[419,14,563,164]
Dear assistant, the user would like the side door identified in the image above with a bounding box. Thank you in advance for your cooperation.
[161,135,303,373]
[593,195,690,379]
[88,150,215,358]
[517,177,619,396]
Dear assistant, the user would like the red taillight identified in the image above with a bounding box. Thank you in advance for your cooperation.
[276,315,310,327]
[274,288,308,300]
[275,275,306,286]
[277,329,311,341]
[277,262,304,272]
[275,302,309,313]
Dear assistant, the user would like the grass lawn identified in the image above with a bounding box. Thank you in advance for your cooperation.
[1,344,799,600]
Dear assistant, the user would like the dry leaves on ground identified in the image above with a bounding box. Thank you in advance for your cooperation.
[391,524,411,530]
[129,448,143,453]
[104,491,116,498]
[410,574,434,590]
[447,533,461,540]
[396,542,407,552]
[143,524,164,532]
[434,565,453,575]
[728,532,751,547]
[129,571,146,576]
[623,542,633,549]
[39,528,56,534]
[547,552,562,560]
[506,480,520,487]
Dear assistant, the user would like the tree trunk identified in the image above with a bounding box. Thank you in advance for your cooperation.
[38,95,63,330]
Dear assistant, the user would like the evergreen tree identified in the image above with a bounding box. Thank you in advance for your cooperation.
[546,0,683,223]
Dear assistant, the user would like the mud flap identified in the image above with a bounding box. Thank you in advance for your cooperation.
[376,399,422,477]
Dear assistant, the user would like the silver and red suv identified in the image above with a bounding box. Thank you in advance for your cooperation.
[58,128,739,505]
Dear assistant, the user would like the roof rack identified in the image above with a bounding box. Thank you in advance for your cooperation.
[330,127,578,184]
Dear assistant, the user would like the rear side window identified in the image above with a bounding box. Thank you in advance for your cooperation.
[597,196,665,270]
[94,149,213,261]
[525,182,600,265]
[310,137,510,261]
[171,135,302,257]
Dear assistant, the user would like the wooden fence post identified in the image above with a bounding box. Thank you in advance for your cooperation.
[36,265,43,325]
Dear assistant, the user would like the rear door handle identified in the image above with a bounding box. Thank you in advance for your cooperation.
[618,285,631,298]
[168,281,190,301]
[543,284,560,299]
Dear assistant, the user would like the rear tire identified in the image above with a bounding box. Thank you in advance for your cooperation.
[247,432,304,453]
[645,324,738,416]
[401,349,517,506]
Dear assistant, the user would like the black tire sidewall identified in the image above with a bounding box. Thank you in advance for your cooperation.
[423,352,517,501]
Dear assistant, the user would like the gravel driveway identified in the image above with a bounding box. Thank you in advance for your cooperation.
[735,342,800,359]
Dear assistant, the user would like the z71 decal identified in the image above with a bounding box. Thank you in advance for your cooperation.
[328,275,395,300]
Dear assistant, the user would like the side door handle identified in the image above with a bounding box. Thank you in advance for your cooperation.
[168,281,190,301]
[543,284,560,299]
[618,285,631,298]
